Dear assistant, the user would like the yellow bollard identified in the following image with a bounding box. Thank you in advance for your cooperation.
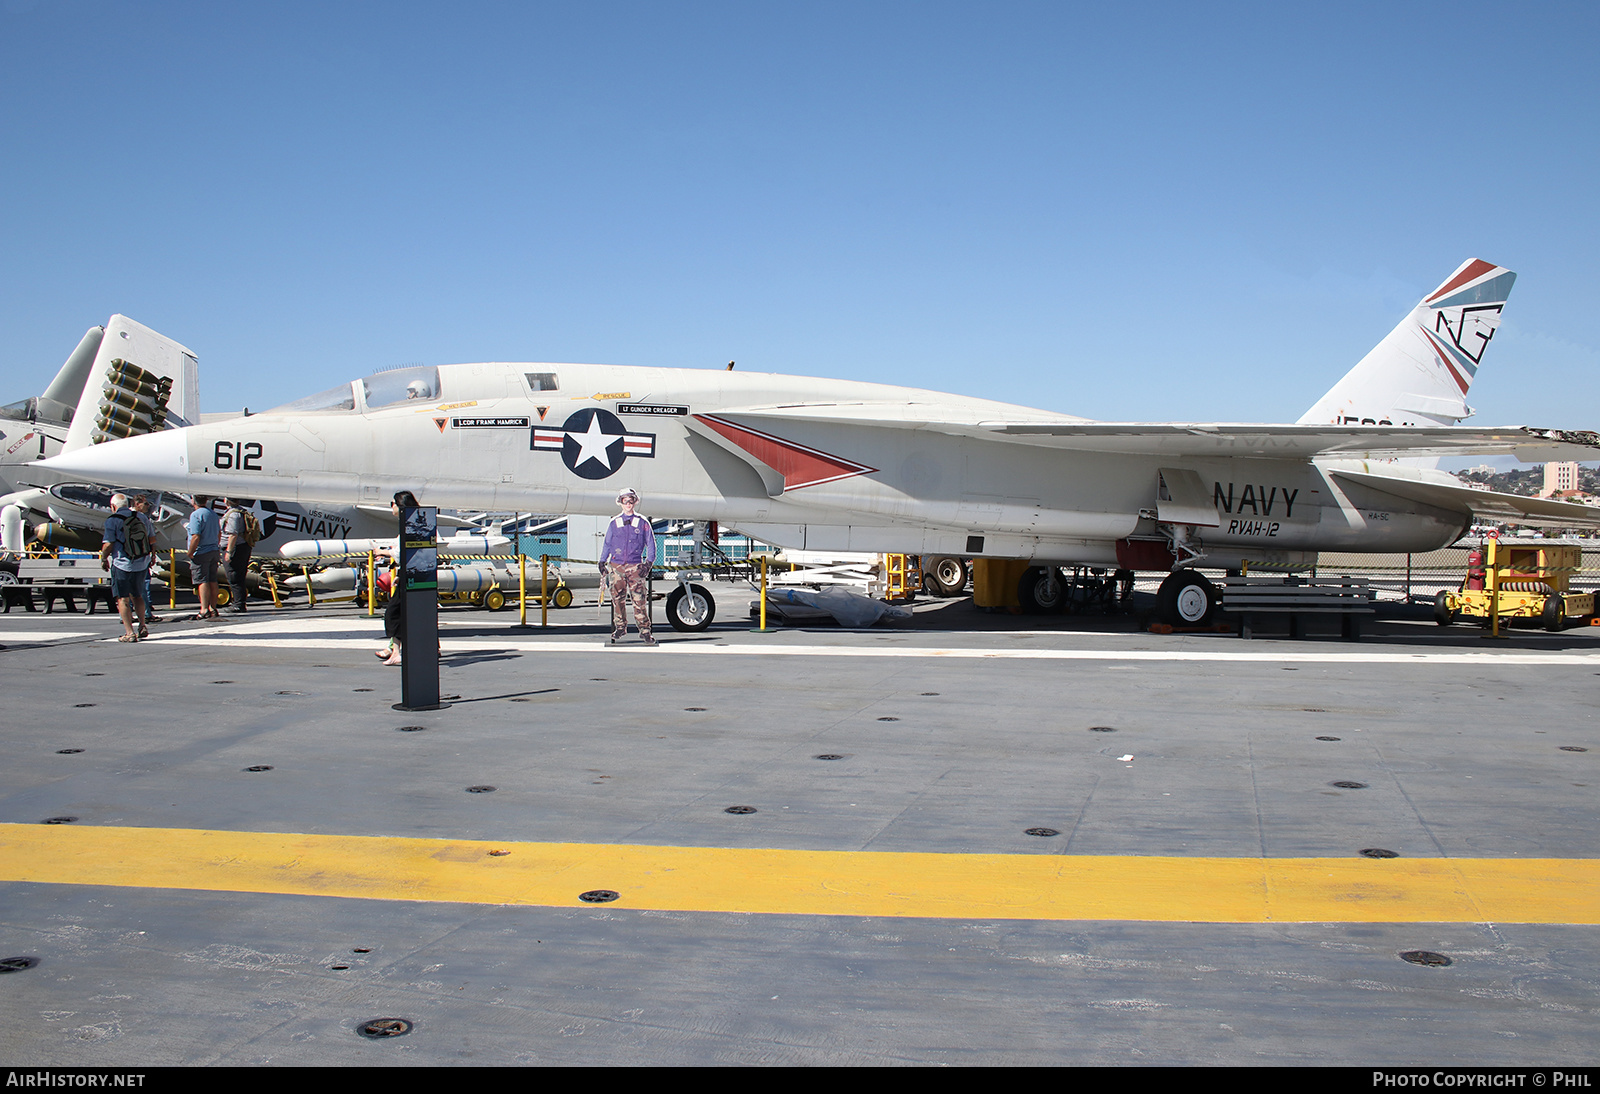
[265,568,282,608]
[1487,536,1502,639]
[541,554,549,628]
[303,565,317,608]
[752,553,775,632]
[168,549,177,610]
[367,550,376,617]
[519,553,528,626]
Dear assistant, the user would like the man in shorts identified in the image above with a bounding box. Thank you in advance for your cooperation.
[186,495,222,620]
[100,492,151,642]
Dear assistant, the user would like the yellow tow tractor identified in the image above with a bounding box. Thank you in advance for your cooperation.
[1435,537,1595,632]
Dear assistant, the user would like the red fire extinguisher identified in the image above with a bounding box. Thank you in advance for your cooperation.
[1466,545,1486,591]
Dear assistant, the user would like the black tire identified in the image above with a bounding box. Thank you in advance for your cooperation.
[667,583,716,631]
[921,555,969,597]
[1017,566,1066,614]
[1433,591,1455,627]
[1542,594,1565,632]
[1156,570,1216,626]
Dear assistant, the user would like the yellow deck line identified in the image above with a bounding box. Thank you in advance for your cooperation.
[1,824,1594,923]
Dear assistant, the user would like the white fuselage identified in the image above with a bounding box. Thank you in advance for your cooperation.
[34,362,1475,569]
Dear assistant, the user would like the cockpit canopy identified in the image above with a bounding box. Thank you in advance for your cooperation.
[264,365,440,414]
[362,366,440,409]
[0,397,37,422]
[0,396,69,424]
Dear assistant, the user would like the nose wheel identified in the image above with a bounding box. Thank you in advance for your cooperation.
[666,583,716,631]
[1017,566,1066,614]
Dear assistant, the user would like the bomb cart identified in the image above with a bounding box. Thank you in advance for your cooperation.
[1434,537,1596,631]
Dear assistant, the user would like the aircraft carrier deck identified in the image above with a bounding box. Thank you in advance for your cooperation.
[1,594,1596,1067]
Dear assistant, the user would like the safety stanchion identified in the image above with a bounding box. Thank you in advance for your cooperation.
[518,553,528,626]
[367,550,376,616]
[750,554,777,633]
[1482,535,1507,640]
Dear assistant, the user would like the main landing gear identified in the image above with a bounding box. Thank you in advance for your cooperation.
[921,555,970,597]
[1017,566,1136,615]
[1155,570,1217,626]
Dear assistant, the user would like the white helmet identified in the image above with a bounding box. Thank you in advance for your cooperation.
[616,487,638,504]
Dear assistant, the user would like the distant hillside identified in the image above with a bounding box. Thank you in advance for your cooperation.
[1455,467,1600,497]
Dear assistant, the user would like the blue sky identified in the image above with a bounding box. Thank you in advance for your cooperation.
[2,1,1596,442]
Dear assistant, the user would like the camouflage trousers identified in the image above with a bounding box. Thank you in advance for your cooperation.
[606,562,653,639]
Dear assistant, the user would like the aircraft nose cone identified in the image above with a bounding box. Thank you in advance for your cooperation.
[36,428,191,490]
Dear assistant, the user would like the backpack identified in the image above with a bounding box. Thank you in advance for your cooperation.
[118,512,151,562]
[228,506,263,547]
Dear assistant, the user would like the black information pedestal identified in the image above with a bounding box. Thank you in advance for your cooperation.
[396,505,443,711]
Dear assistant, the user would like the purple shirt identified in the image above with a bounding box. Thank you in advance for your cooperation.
[600,514,655,566]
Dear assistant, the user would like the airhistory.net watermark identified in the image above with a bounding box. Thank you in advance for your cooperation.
[5,1075,145,1088]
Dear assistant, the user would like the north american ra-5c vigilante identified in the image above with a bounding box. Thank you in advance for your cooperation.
[35,259,1600,627]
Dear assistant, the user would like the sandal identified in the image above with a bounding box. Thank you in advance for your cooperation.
[117,634,137,643]
[137,625,149,639]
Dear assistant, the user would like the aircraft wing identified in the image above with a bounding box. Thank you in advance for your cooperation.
[979,422,1600,460]
[355,503,475,530]
[697,405,1600,460]
[1328,466,1600,528]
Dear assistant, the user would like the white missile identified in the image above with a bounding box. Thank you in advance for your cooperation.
[435,564,502,593]
[278,538,392,560]
[277,533,512,560]
[283,566,361,592]
[439,533,514,556]
[282,563,504,595]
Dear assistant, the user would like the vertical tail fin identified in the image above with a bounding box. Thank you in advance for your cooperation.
[1299,259,1515,428]
[37,326,106,423]
[61,315,200,454]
